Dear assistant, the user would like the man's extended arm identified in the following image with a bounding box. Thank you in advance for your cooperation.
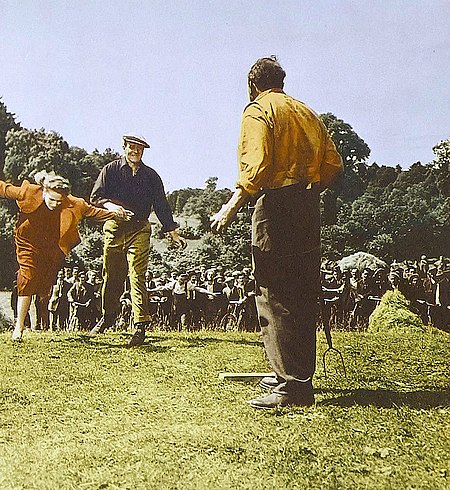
[210,186,251,234]
[90,166,133,219]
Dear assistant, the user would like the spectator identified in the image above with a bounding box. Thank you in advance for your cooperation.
[67,270,95,331]
[48,269,71,330]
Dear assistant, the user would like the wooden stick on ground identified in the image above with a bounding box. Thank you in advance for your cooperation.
[218,372,275,381]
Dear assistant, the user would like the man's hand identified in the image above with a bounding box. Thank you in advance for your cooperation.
[167,229,187,250]
[210,205,235,234]
[210,187,251,234]
[104,202,134,220]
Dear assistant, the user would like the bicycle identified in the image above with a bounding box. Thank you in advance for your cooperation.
[219,299,247,331]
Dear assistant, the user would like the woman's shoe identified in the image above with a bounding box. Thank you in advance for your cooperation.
[11,326,24,341]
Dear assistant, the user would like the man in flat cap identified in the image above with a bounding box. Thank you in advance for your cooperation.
[90,133,186,346]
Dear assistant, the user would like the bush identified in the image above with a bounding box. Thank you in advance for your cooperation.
[0,309,13,333]
[368,289,424,333]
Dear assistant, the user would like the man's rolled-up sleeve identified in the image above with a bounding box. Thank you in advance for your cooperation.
[319,132,344,189]
[235,105,273,195]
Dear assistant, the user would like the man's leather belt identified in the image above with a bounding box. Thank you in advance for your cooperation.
[264,181,319,194]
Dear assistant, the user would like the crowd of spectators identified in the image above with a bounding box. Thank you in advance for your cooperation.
[320,255,450,332]
[11,265,259,333]
[10,255,449,333]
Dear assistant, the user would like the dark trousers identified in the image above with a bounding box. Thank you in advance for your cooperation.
[430,304,450,331]
[252,184,321,395]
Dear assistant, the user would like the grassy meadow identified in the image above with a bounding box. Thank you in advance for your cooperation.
[0,325,449,489]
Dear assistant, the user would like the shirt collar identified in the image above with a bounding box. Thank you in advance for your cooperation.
[255,87,284,101]
[119,156,143,171]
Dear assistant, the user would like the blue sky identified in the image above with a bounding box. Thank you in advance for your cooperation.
[1,0,449,191]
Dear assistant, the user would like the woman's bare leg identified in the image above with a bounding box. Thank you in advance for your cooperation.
[12,295,32,340]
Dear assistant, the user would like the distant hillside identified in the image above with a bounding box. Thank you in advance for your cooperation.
[149,213,202,254]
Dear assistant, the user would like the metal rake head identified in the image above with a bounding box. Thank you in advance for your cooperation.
[323,346,347,379]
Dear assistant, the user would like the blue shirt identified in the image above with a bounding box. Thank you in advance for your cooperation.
[90,157,177,233]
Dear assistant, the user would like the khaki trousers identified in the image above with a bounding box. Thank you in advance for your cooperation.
[101,220,151,324]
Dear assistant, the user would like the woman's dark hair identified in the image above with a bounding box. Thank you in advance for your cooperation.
[248,56,286,91]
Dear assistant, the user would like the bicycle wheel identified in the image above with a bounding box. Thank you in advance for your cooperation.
[219,313,238,331]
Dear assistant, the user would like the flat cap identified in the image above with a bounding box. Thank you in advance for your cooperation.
[123,133,150,148]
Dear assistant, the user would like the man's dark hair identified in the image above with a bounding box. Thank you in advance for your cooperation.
[248,56,286,91]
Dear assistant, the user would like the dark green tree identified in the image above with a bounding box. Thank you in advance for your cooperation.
[0,99,21,177]
[4,127,117,198]
[62,147,118,199]
[167,187,202,215]
[322,160,449,261]
[67,223,106,271]
[432,138,450,197]
[320,113,371,171]
[4,128,69,182]
[182,178,232,232]
[319,113,372,221]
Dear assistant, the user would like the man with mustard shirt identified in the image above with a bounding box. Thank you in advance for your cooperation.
[211,56,343,409]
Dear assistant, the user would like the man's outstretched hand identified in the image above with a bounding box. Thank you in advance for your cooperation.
[167,229,187,250]
[210,187,251,234]
[210,205,234,234]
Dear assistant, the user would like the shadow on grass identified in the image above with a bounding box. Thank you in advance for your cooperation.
[90,332,263,347]
[172,335,263,348]
[318,387,450,409]
[51,334,171,353]
[54,331,262,351]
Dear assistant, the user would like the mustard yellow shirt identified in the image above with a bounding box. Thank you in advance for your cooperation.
[236,89,343,195]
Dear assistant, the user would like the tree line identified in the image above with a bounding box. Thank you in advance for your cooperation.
[0,98,448,288]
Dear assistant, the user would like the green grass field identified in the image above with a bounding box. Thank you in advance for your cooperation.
[0,327,449,489]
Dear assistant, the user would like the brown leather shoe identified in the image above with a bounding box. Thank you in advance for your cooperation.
[128,324,146,347]
[259,376,280,390]
[248,391,314,410]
